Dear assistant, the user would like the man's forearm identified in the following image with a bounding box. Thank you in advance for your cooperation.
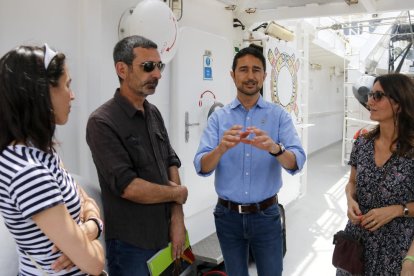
[168,166,181,185]
[122,177,186,204]
[275,150,297,170]
[171,203,184,223]
[169,166,187,219]
[200,146,226,173]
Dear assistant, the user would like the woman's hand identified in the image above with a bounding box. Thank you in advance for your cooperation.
[361,205,402,231]
[50,220,98,272]
[345,167,362,224]
[78,185,101,223]
[80,220,100,241]
[401,259,414,276]
[347,198,362,225]
[50,245,74,272]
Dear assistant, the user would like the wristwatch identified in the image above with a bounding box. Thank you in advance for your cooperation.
[403,204,409,217]
[87,217,104,239]
[269,143,286,157]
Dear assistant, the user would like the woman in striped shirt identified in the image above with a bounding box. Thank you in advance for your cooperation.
[0,44,105,275]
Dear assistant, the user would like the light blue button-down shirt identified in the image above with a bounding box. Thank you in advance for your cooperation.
[194,96,306,204]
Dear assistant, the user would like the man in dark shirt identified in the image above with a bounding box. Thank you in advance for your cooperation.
[86,35,188,276]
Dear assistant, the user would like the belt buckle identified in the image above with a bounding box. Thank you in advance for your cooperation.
[238,204,250,214]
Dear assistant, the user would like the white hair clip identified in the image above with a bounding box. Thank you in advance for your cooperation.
[44,43,58,70]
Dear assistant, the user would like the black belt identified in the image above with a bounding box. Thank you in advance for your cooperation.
[218,195,278,214]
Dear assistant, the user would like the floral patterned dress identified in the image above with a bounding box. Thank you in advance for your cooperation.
[337,136,414,275]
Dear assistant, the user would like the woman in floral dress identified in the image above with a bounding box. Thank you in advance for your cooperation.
[338,73,414,275]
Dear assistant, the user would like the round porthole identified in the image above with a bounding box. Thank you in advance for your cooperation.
[207,102,224,118]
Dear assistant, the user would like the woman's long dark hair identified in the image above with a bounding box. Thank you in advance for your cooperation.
[0,45,66,153]
[366,73,414,156]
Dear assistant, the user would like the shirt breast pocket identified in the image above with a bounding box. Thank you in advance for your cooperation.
[125,135,152,168]
[154,130,170,160]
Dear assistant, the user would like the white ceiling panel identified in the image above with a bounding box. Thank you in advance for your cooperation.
[216,0,414,21]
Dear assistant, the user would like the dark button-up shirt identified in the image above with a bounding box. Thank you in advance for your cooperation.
[86,89,181,249]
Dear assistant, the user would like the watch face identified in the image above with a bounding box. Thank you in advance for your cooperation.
[404,207,409,216]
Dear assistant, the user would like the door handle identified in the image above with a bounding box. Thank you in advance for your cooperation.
[185,111,200,143]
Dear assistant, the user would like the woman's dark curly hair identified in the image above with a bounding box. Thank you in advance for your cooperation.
[0,45,66,153]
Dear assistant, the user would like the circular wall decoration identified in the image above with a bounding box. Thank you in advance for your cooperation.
[267,47,300,117]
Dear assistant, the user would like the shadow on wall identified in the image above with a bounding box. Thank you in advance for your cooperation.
[0,174,103,274]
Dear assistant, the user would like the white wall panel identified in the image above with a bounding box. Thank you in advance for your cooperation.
[170,27,234,243]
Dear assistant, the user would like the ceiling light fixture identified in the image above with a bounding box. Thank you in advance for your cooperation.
[265,21,295,42]
[245,8,256,14]
[344,0,358,6]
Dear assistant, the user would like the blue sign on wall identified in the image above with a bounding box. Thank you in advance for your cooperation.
[203,55,213,80]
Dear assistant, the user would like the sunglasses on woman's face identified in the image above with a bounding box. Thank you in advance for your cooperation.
[368,91,386,102]
[140,61,165,73]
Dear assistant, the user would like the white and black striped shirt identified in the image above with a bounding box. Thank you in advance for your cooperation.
[0,145,86,275]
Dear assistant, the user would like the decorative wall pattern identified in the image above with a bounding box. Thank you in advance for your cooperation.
[266,42,300,120]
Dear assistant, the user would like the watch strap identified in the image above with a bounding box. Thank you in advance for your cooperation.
[87,217,104,239]
[269,143,285,157]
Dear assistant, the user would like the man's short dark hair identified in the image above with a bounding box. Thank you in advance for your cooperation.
[113,35,158,66]
[232,45,266,72]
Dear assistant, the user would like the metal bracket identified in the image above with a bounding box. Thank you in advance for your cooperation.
[185,112,200,143]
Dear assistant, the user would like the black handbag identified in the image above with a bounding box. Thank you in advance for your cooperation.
[332,230,364,274]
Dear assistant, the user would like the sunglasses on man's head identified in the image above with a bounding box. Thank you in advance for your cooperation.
[368,91,386,102]
[140,61,165,73]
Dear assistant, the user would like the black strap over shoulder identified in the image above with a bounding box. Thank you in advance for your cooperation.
[278,203,287,257]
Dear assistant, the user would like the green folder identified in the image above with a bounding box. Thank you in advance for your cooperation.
[147,232,191,276]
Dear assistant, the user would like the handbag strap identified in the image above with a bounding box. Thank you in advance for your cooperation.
[24,252,50,276]
[23,250,109,276]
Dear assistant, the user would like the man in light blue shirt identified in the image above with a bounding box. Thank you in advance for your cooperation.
[193,46,306,276]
